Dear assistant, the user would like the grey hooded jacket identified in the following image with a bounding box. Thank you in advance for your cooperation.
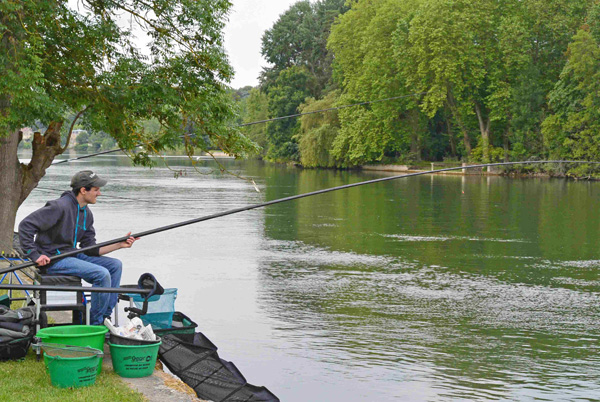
[18,191,100,263]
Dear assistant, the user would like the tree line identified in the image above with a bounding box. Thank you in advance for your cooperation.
[235,0,600,174]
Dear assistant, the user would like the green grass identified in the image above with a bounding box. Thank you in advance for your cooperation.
[0,350,145,401]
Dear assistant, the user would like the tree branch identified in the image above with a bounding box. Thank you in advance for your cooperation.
[103,0,207,68]
[61,105,91,152]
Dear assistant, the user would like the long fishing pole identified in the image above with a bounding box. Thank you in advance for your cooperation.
[1,160,597,276]
[51,147,126,165]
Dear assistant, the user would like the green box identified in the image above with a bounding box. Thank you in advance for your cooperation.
[0,294,10,308]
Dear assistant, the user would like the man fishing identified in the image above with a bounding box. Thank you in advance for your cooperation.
[18,170,138,325]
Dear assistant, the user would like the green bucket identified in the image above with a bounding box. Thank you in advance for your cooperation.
[108,340,161,378]
[37,325,108,373]
[43,345,103,388]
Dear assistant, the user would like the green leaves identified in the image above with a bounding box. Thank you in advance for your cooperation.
[297,91,341,167]
[240,88,269,155]
[264,65,314,161]
[542,16,600,168]
[1,0,250,162]
[328,0,426,166]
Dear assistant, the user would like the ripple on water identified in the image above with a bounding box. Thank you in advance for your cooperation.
[381,233,531,243]
[255,239,600,400]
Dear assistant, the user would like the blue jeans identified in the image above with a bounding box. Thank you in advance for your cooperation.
[48,253,123,325]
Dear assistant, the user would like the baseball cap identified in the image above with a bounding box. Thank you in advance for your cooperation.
[70,170,108,189]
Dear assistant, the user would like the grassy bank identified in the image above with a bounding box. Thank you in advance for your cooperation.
[0,350,144,401]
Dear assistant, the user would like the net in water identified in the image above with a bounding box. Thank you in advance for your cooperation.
[159,333,279,402]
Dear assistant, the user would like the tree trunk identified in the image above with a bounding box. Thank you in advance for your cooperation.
[0,122,65,253]
[407,108,421,161]
[452,107,471,156]
[446,98,471,157]
[503,126,510,162]
[0,130,23,253]
[475,103,491,163]
[445,107,457,157]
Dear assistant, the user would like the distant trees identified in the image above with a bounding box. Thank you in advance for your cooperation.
[239,89,269,154]
[543,3,600,174]
[328,0,425,166]
[255,0,348,161]
[298,91,341,167]
[74,131,116,152]
[237,0,599,171]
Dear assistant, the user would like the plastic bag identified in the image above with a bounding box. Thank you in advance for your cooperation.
[104,317,156,341]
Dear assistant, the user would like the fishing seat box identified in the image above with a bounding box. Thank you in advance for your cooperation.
[33,269,90,329]
[7,234,90,329]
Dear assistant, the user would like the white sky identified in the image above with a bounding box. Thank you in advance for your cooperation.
[224,1,304,89]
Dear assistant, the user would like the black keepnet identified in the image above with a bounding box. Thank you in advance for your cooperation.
[159,333,279,402]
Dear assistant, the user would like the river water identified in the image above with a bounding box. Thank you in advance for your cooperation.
[15,155,600,401]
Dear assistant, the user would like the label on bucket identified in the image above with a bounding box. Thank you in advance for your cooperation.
[122,354,153,370]
[76,366,97,385]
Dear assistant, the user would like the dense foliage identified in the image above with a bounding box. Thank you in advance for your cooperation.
[238,0,600,172]
[542,6,600,174]
[253,0,348,161]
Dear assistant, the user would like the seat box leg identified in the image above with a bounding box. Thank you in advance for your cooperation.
[86,298,91,325]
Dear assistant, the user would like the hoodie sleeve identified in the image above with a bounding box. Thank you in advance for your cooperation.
[18,201,63,262]
[79,210,100,257]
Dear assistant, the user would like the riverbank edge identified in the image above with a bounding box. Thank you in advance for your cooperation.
[362,163,505,175]
[360,163,592,179]
[277,159,590,179]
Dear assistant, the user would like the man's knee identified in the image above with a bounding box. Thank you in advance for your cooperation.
[104,257,122,274]
[112,259,123,273]
[91,267,111,286]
